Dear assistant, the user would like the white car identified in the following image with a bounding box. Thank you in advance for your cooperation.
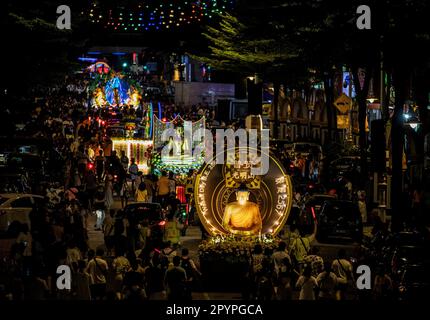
[0,194,44,232]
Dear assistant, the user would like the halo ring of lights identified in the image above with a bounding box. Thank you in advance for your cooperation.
[195,147,293,236]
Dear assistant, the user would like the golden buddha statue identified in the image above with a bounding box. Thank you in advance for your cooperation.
[222,185,262,236]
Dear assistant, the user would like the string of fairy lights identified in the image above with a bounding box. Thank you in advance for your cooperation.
[88,0,235,31]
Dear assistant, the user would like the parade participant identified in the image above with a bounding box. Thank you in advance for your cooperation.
[128,158,139,193]
[120,150,129,172]
[135,181,148,202]
[185,170,194,203]
[164,256,187,301]
[316,262,338,301]
[72,260,91,300]
[95,150,106,183]
[296,265,318,300]
[331,249,354,300]
[290,222,317,272]
[94,185,106,231]
[104,174,114,212]
[272,241,292,281]
[103,210,116,256]
[164,213,182,247]
[373,266,393,300]
[119,180,129,208]
[85,170,98,210]
[168,171,176,196]
[180,248,201,282]
[112,249,131,300]
[86,248,109,300]
[157,171,170,204]
[303,247,324,278]
[76,145,89,177]
[144,174,155,203]
[358,190,368,225]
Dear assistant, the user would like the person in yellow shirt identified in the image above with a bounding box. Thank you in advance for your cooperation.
[164,214,182,246]
[135,182,148,202]
[157,171,170,204]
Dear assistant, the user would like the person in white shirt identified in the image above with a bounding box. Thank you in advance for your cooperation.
[316,262,338,300]
[296,265,318,300]
[331,249,354,300]
[66,241,82,269]
[272,241,291,279]
[112,251,131,300]
[86,248,109,300]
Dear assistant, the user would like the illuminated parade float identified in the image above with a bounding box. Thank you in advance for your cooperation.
[87,62,154,173]
[195,147,293,290]
[151,115,206,175]
[88,63,143,109]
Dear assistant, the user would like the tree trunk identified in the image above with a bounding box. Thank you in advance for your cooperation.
[382,72,391,122]
[247,79,263,115]
[391,67,408,232]
[272,80,280,139]
[352,66,372,186]
[323,73,334,144]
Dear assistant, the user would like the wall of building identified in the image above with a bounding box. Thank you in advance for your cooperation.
[173,81,235,107]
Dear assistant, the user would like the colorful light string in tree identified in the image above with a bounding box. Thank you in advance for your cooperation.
[87,1,235,32]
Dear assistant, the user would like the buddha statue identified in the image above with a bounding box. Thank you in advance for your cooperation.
[222,185,262,236]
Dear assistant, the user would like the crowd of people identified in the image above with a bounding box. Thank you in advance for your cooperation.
[0,72,428,302]
[0,75,205,301]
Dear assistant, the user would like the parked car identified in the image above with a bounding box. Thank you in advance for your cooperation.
[0,151,12,167]
[316,200,363,244]
[0,172,31,193]
[390,245,430,277]
[7,153,45,176]
[123,202,166,248]
[0,194,44,232]
[289,194,335,235]
[330,156,361,174]
[329,155,372,178]
[398,264,430,300]
[290,142,323,161]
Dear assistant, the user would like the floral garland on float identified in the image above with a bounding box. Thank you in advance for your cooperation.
[198,234,280,258]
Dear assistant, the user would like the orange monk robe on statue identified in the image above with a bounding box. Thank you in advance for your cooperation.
[222,190,262,236]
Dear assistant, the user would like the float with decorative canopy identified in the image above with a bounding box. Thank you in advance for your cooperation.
[151,115,206,175]
[87,63,154,173]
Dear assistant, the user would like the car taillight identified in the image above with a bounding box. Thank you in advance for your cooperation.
[158,221,166,226]
[311,207,316,220]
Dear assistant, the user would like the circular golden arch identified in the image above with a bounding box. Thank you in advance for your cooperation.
[194,147,293,237]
